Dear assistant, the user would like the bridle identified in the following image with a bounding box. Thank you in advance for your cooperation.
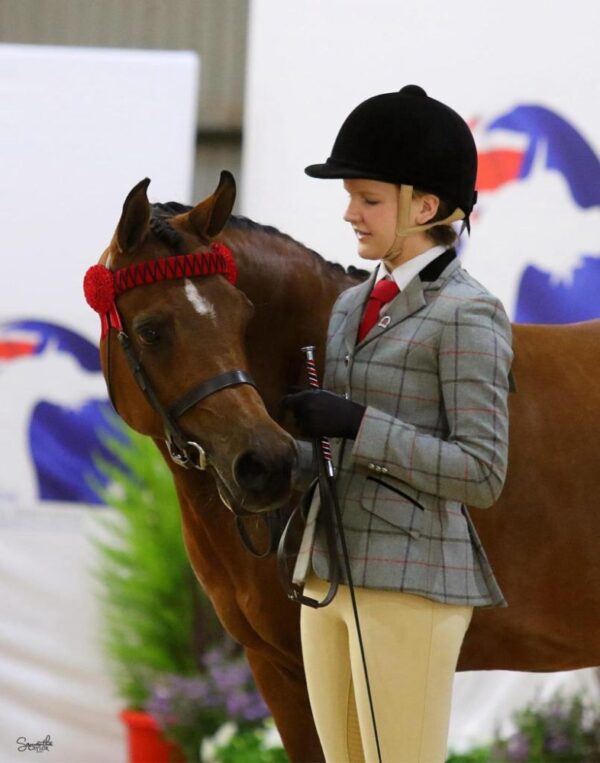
[84,241,304,558]
[113,331,256,471]
[83,243,257,474]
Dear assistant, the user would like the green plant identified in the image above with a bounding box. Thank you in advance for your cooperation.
[203,720,287,763]
[446,691,600,763]
[446,747,491,763]
[91,418,222,709]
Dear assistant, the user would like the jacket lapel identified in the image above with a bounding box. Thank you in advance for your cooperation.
[342,268,378,353]
[353,249,459,351]
[357,277,426,348]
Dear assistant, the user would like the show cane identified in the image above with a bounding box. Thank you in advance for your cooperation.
[301,346,334,478]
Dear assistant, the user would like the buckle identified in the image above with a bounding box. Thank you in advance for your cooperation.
[167,437,208,470]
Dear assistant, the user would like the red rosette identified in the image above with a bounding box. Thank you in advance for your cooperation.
[211,242,238,285]
[83,264,123,338]
[83,264,116,314]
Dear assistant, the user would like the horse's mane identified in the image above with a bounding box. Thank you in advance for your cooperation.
[150,202,369,282]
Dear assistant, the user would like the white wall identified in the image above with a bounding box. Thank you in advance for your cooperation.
[0,44,198,763]
[242,0,600,319]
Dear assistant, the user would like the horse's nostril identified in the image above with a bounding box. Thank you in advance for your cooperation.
[234,449,292,497]
[235,451,269,492]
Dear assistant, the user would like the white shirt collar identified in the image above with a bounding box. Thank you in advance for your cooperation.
[376,245,447,291]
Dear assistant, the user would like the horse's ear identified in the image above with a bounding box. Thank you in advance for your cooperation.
[187,170,236,239]
[116,178,151,254]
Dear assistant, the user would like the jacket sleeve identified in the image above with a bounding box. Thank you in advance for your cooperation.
[351,297,513,508]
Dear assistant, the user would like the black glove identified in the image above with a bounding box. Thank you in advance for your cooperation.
[282,389,365,439]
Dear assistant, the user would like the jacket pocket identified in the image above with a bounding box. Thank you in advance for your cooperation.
[361,477,425,539]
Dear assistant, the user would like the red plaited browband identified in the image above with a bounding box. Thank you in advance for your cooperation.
[83,242,237,338]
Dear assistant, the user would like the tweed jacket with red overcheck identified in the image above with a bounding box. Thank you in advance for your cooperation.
[292,250,513,607]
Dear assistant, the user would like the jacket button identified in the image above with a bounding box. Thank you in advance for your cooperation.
[344,354,350,366]
[368,463,376,470]
[380,467,388,474]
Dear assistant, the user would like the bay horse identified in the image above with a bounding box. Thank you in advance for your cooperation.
[88,171,600,762]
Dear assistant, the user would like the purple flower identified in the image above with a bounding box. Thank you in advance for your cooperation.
[225,689,269,722]
[146,673,219,728]
[506,732,530,763]
[202,647,226,668]
[181,677,212,703]
[144,652,269,733]
[146,680,179,727]
[209,661,251,692]
[546,733,571,754]
[243,695,269,722]
[547,700,569,722]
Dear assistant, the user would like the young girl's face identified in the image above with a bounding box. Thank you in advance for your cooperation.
[343,178,399,262]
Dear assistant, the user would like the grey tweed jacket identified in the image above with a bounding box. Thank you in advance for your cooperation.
[293,250,513,607]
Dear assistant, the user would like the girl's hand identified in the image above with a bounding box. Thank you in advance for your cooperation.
[282,389,365,439]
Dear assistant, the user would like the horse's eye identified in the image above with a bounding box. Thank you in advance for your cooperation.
[137,324,160,345]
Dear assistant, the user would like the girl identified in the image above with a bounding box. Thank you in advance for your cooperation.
[284,85,513,762]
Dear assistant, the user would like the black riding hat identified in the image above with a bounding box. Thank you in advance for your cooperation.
[305,84,478,217]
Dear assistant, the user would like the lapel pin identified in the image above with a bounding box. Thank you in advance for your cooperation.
[378,316,391,329]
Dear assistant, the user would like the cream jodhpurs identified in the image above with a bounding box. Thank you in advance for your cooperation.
[301,575,473,763]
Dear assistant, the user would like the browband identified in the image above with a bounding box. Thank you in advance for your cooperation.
[83,242,237,337]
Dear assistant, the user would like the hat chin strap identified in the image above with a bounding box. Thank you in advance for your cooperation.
[382,184,466,262]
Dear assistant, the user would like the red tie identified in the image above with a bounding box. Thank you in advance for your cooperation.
[357,278,400,343]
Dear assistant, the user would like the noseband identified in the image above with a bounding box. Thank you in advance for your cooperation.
[83,243,257,471]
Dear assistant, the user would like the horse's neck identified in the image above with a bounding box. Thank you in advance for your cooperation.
[224,227,355,410]
[154,439,276,592]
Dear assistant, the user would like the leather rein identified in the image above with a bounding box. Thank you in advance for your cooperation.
[83,243,277,557]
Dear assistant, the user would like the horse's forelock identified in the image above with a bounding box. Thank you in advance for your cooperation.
[149,203,189,252]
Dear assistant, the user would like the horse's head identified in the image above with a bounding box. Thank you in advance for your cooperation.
[87,171,297,513]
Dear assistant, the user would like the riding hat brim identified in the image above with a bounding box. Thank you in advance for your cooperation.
[304,160,393,183]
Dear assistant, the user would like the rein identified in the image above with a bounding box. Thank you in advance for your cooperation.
[84,243,277,557]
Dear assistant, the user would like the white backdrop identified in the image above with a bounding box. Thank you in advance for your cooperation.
[242,0,600,322]
[0,45,198,763]
[242,0,600,752]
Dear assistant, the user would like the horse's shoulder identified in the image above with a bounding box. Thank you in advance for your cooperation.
[513,318,600,346]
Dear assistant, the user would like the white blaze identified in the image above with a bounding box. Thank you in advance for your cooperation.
[184,279,217,321]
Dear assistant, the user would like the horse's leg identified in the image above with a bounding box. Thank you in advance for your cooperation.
[245,646,324,763]
[173,481,322,760]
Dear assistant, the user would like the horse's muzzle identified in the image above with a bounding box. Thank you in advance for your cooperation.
[233,445,296,508]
